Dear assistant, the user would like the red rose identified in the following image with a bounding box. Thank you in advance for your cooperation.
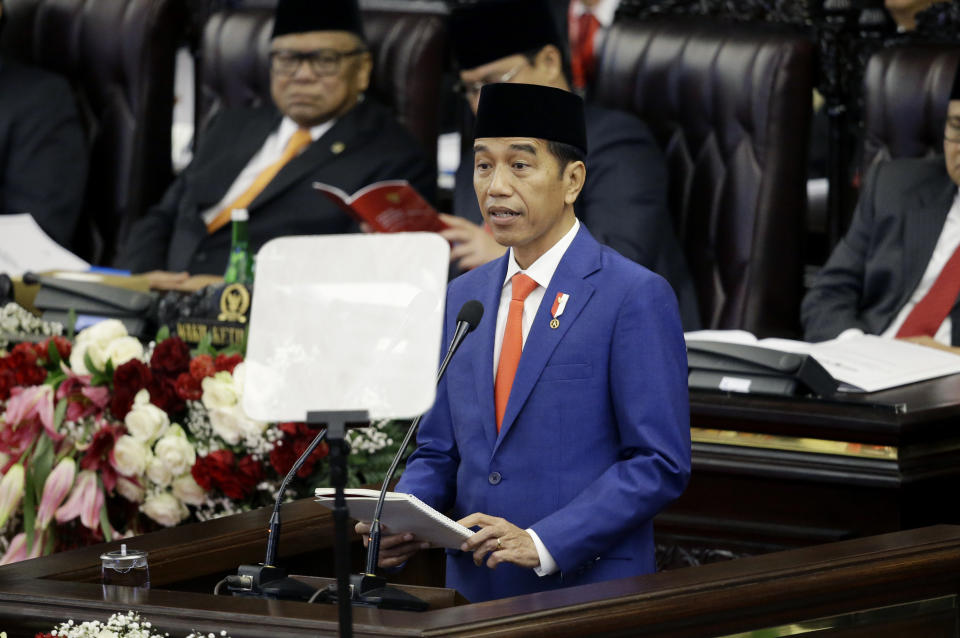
[150,336,191,376]
[269,441,298,477]
[174,372,203,401]
[237,454,264,488]
[191,457,214,491]
[0,369,15,401]
[112,360,152,397]
[214,353,243,374]
[189,354,216,381]
[10,342,38,368]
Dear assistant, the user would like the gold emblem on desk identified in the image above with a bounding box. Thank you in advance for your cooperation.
[331,141,345,154]
[218,283,251,323]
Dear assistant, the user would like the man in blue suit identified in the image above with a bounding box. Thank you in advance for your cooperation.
[360,83,690,603]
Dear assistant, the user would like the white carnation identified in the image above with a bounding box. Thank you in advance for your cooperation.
[201,372,239,410]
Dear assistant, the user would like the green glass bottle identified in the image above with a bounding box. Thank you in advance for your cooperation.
[223,208,255,285]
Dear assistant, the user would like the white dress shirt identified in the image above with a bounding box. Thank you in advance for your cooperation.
[492,218,580,577]
[838,188,960,345]
[200,116,335,226]
[569,0,620,27]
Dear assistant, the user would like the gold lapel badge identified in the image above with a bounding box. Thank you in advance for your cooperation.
[331,141,346,154]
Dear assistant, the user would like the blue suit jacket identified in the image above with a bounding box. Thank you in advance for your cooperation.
[396,225,691,603]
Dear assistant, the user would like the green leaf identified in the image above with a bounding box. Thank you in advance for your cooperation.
[31,436,54,503]
[53,399,68,431]
[98,476,113,543]
[191,331,216,357]
[155,324,171,343]
[66,309,77,340]
[23,473,36,552]
[84,351,102,377]
[44,368,66,389]
[46,339,62,367]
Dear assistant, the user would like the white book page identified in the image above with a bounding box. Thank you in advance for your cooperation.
[684,330,758,344]
[0,214,89,276]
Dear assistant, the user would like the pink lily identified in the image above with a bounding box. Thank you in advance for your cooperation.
[0,531,45,566]
[36,458,77,530]
[4,385,58,442]
[55,470,103,530]
[56,367,110,422]
[0,464,25,527]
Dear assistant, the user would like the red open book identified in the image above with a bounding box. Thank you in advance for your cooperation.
[313,180,447,233]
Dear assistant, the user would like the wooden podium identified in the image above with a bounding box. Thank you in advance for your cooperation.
[2,496,960,637]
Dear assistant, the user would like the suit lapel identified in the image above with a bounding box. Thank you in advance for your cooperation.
[250,102,371,211]
[494,227,601,453]
[900,172,956,306]
[191,110,281,207]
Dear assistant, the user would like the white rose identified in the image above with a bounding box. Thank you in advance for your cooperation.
[76,318,128,346]
[232,362,247,396]
[142,491,188,527]
[201,372,239,410]
[112,435,149,477]
[104,336,143,368]
[153,425,196,476]
[208,406,243,445]
[172,474,206,506]
[84,340,110,372]
[124,392,170,443]
[116,476,144,503]
[146,455,173,488]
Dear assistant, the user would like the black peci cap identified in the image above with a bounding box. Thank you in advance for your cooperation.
[475,83,587,155]
[272,0,366,41]
[451,0,561,70]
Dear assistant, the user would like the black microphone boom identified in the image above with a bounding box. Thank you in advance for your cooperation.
[359,300,483,606]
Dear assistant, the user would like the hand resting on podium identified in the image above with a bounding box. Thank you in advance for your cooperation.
[356,512,539,570]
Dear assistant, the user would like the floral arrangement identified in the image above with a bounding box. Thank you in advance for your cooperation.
[36,610,232,637]
[0,308,405,564]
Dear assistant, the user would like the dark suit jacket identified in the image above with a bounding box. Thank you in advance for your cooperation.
[397,225,690,602]
[454,104,701,330]
[0,58,87,248]
[802,156,960,344]
[116,99,434,274]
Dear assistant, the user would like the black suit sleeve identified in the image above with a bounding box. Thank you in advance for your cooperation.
[3,73,87,248]
[114,173,185,273]
[801,163,880,341]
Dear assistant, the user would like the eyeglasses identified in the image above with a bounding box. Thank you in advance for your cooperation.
[452,62,526,99]
[269,47,367,77]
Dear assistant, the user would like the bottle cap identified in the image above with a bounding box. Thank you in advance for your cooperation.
[231,208,249,222]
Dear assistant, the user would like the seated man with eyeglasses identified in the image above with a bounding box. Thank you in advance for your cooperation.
[116,0,433,284]
[802,66,960,353]
[439,0,700,330]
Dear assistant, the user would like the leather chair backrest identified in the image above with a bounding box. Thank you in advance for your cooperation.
[861,44,960,177]
[0,0,187,264]
[593,19,813,337]
[198,0,448,161]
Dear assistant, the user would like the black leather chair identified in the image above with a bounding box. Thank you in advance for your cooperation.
[861,44,960,177]
[592,19,814,338]
[0,0,187,264]
[197,0,448,162]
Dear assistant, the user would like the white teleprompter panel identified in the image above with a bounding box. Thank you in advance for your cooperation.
[242,233,448,422]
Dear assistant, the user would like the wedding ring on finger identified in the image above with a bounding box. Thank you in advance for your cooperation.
[496,537,503,550]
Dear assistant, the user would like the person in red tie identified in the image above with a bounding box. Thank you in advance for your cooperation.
[568,0,619,91]
[358,83,691,603]
[802,65,960,353]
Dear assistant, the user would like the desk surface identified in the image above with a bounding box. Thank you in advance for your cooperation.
[1,497,960,638]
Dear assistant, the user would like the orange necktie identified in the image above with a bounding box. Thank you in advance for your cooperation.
[206,127,313,234]
[495,273,539,432]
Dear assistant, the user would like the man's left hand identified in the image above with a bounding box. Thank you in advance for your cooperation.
[457,513,540,570]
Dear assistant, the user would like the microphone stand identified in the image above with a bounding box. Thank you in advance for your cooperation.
[355,303,482,609]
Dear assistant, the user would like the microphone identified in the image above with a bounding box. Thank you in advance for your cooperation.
[355,300,483,608]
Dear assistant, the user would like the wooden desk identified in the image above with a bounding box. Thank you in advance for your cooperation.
[657,374,960,560]
[2,498,960,637]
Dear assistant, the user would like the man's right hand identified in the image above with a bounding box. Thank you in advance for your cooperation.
[355,521,430,568]
[438,213,507,270]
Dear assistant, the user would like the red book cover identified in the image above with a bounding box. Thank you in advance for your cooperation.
[313,180,447,233]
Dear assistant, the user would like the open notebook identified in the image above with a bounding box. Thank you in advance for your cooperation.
[314,488,473,550]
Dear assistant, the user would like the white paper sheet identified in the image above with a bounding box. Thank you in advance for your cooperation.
[0,214,89,276]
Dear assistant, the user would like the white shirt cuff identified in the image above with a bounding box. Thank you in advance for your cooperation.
[526,528,559,576]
